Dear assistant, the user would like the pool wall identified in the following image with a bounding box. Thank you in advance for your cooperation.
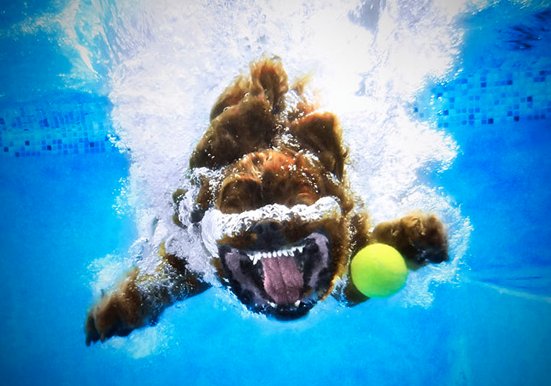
[1,65,549,158]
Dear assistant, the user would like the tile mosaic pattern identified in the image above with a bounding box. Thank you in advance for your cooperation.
[0,68,549,158]
[0,93,118,157]
[414,69,550,129]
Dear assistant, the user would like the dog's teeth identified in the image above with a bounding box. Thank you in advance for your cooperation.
[253,252,262,265]
[246,246,305,263]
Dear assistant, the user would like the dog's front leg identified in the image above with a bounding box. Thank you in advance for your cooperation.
[339,212,448,306]
[372,212,448,268]
[85,249,209,345]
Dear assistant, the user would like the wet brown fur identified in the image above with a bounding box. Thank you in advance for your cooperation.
[85,58,448,345]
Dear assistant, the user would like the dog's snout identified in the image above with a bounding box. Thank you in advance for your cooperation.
[252,221,286,248]
[252,221,281,235]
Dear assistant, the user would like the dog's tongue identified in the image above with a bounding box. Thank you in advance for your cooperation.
[262,256,303,305]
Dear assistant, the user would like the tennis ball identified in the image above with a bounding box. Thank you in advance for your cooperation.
[350,243,408,298]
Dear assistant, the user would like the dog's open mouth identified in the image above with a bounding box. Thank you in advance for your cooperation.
[219,232,333,320]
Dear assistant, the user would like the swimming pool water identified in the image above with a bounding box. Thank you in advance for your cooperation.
[1,1,550,385]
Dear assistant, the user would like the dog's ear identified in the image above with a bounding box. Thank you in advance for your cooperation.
[289,111,347,180]
[190,58,289,169]
[190,97,275,169]
[248,58,288,114]
[210,58,288,121]
[209,75,250,121]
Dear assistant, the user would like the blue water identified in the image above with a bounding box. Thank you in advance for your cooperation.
[1,1,551,385]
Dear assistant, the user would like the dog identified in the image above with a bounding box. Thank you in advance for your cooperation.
[85,58,448,345]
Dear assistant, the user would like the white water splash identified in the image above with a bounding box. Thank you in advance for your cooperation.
[88,253,134,298]
[200,196,342,257]
[33,0,488,348]
[58,0,477,294]
[106,319,173,358]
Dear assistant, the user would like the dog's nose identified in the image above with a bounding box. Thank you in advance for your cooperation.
[252,221,286,248]
[252,221,281,236]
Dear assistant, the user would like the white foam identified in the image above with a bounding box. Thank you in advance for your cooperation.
[47,0,483,314]
[106,319,172,358]
[88,253,134,298]
[200,196,342,257]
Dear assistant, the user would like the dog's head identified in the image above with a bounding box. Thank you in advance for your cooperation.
[185,58,355,319]
[204,149,350,319]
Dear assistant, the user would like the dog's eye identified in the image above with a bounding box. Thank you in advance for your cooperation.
[295,192,317,206]
[218,178,262,213]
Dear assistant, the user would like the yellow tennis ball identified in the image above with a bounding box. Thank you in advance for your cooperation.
[350,243,408,298]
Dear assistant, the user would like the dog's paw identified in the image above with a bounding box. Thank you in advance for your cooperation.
[85,294,137,345]
[373,213,448,266]
[85,270,143,345]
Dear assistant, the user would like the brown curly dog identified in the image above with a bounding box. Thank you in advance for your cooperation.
[85,58,448,345]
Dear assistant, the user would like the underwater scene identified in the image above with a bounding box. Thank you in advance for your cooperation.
[1,0,550,385]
